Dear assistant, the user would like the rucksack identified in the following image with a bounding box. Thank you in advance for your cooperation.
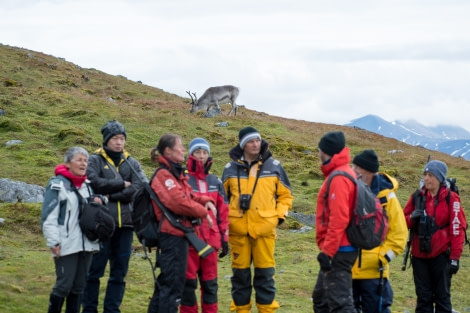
[72,184,115,242]
[446,178,470,249]
[324,171,389,250]
[132,171,161,252]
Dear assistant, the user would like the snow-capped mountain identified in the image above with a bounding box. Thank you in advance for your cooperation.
[344,115,470,160]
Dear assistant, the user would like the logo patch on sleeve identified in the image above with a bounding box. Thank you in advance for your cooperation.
[165,179,176,190]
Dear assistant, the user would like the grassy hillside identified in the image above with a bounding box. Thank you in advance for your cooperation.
[1,43,470,312]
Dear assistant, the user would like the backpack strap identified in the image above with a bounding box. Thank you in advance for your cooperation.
[323,171,356,220]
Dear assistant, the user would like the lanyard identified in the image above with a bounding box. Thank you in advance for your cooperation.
[237,162,262,196]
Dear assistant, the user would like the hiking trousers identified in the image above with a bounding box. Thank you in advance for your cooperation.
[312,251,358,313]
[229,234,279,312]
[148,233,189,313]
[180,246,218,313]
[82,227,133,313]
[412,254,452,313]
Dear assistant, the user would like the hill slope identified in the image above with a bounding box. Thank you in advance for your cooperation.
[1,44,470,312]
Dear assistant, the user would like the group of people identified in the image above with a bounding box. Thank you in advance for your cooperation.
[313,131,467,313]
[41,121,293,313]
[40,121,466,313]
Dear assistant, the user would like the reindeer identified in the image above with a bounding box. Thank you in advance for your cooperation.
[187,85,240,116]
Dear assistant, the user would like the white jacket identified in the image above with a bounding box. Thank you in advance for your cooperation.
[41,175,99,257]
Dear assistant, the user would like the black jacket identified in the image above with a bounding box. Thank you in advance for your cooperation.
[86,148,147,228]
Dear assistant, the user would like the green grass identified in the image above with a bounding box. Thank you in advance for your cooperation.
[1,43,470,312]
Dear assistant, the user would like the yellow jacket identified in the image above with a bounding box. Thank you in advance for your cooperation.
[352,172,408,279]
[222,141,293,239]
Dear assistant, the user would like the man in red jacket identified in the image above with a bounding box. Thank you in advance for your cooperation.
[312,131,358,313]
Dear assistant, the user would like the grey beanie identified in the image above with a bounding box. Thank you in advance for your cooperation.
[423,160,448,183]
[101,120,127,146]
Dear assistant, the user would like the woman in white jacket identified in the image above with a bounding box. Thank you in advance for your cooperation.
[41,147,100,313]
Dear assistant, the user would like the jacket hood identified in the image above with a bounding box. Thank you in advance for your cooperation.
[186,154,213,180]
[371,172,397,195]
[321,147,351,177]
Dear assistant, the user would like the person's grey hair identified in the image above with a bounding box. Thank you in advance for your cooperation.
[64,146,89,163]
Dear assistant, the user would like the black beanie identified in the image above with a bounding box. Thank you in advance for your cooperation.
[318,131,345,156]
[101,120,127,146]
[353,150,379,173]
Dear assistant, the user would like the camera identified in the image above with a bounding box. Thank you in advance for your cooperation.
[239,194,252,211]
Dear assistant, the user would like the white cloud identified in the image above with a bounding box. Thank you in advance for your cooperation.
[2,0,470,131]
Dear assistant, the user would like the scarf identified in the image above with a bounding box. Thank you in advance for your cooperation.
[54,164,87,188]
[186,155,213,180]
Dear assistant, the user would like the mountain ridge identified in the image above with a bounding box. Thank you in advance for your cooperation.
[345,114,470,160]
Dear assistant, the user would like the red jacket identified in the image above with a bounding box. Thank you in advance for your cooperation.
[150,156,210,237]
[316,147,356,257]
[187,155,229,249]
[403,186,466,260]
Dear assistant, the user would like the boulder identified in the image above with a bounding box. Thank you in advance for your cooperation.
[0,178,45,203]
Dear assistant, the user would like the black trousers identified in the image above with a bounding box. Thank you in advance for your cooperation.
[411,254,452,313]
[312,251,358,313]
[147,233,189,313]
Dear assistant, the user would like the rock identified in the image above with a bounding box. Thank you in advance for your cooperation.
[0,178,45,203]
[289,212,316,226]
[5,140,23,146]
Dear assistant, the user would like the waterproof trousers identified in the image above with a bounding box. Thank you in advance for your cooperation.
[229,234,279,313]
[180,246,218,313]
[147,233,189,313]
[48,251,92,313]
[412,254,452,313]
[82,228,133,313]
[312,251,358,313]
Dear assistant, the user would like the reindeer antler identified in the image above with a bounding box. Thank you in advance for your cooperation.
[186,91,195,104]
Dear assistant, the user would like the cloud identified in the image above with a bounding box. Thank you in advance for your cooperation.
[2,0,470,131]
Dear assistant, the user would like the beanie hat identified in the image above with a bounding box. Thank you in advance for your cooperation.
[239,126,261,149]
[353,150,380,173]
[318,131,345,156]
[423,160,447,183]
[101,120,127,146]
[188,137,210,155]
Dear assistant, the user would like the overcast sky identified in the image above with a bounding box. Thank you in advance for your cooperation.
[2,0,470,131]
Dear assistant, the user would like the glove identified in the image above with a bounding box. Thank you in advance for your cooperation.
[449,259,459,275]
[317,252,332,272]
[278,218,284,226]
[410,209,424,221]
[219,241,229,258]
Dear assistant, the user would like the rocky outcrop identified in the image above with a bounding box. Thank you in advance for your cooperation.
[0,178,45,203]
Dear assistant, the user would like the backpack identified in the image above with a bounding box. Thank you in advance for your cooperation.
[446,178,469,249]
[131,171,162,252]
[324,171,389,250]
[72,184,115,242]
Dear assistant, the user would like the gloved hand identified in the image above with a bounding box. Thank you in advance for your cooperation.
[278,218,284,226]
[317,252,332,272]
[410,209,424,221]
[219,241,229,258]
[449,259,459,275]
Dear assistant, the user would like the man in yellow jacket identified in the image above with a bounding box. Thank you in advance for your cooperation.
[222,126,293,313]
[351,150,408,313]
